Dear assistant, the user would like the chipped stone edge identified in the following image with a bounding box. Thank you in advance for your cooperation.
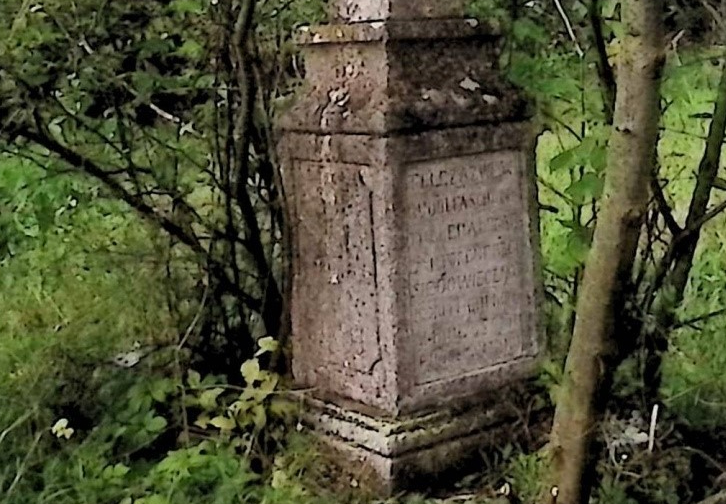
[302,377,537,458]
[303,379,547,493]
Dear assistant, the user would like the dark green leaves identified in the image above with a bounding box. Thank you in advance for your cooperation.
[549,135,608,175]
[566,172,605,205]
[170,0,205,16]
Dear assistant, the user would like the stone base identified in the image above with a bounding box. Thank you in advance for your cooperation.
[303,386,549,494]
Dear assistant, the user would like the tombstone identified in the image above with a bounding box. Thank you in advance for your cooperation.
[277,0,544,491]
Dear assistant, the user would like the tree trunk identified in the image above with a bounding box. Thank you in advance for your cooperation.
[588,0,616,124]
[543,2,665,503]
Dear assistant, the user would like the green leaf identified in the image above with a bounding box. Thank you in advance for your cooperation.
[131,71,156,95]
[149,379,173,402]
[187,369,201,389]
[241,358,261,383]
[590,145,607,172]
[137,495,169,504]
[210,415,236,431]
[565,173,604,205]
[566,226,593,265]
[258,373,279,394]
[603,0,621,18]
[255,336,279,357]
[193,414,211,429]
[199,388,224,410]
[269,398,297,419]
[550,146,579,172]
[145,416,168,433]
[550,135,605,173]
[170,0,204,14]
[113,463,130,477]
[176,39,204,60]
[252,404,267,429]
[512,18,548,45]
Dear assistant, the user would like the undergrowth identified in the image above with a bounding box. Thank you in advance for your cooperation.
[3,12,726,504]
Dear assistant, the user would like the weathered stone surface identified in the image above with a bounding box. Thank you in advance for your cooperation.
[279,125,542,416]
[303,383,549,494]
[331,0,468,22]
[398,150,540,411]
[280,20,528,135]
[277,5,544,491]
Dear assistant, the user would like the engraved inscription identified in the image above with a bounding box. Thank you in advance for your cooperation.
[403,151,532,385]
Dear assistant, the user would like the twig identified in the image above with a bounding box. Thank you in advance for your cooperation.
[2,432,42,503]
[149,103,181,124]
[680,446,726,476]
[553,0,584,58]
[175,281,209,445]
[713,177,726,191]
[670,29,686,67]
[701,0,724,30]
[589,0,616,122]
[16,126,263,312]
[694,490,726,504]
[177,283,210,351]
[539,177,575,206]
[674,308,726,329]
[648,404,658,452]
[0,410,35,446]
[541,110,582,140]
[684,198,726,235]
[651,176,682,235]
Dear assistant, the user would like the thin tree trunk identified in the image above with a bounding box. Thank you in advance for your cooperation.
[543,2,665,503]
[589,0,616,124]
[644,61,726,397]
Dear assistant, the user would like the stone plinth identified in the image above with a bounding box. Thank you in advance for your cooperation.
[278,16,543,491]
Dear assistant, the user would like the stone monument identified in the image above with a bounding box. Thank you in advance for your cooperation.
[277,0,543,491]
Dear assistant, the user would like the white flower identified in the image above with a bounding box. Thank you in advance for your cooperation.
[51,418,75,439]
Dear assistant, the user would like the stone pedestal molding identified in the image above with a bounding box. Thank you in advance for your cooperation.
[277,0,543,491]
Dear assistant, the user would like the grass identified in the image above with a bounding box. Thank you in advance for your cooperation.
[2,47,726,503]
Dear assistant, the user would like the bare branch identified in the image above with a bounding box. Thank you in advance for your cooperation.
[675,308,726,329]
[650,176,682,235]
[588,0,616,123]
[16,125,262,312]
[554,0,584,58]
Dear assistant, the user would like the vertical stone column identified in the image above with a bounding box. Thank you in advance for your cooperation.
[278,0,543,491]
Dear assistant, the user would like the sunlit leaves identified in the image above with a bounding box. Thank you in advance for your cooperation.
[199,388,224,410]
[102,463,131,480]
[51,418,75,439]
[240,359,261,384]
[170,0,205,16]
[209,415,236,431]
[190,346,287,435]
[187,369,202,389]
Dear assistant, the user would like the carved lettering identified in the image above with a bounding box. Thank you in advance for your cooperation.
[403,151,534,385]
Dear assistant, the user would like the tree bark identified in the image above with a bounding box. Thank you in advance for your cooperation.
[543,2,665,503]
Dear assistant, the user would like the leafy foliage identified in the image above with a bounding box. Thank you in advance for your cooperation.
[2,0,726,503]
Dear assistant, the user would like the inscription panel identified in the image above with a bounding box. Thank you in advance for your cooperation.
[403,151,535,386]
